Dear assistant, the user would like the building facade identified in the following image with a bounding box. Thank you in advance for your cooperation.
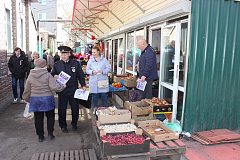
[72,0,240,132]
[0,0,37,109]
[31,0,57,54]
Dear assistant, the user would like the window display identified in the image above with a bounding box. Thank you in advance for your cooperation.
[118,38,124,70]
[126,29,145,74]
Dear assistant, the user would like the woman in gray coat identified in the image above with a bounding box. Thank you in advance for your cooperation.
[23,59,65,142]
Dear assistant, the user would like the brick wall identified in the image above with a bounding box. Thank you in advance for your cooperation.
[0,2,13,110]
[0,50,12,111]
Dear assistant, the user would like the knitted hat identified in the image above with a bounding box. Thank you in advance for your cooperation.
[34,59,46,68]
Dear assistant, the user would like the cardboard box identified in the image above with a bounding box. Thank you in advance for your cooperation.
[124,78,137,88]
[114,76,124,83]
[138,120,179,142]
[144,99,173,112]
[101,133,150,156]
[114,75,137,88]
[97,109,131,125]
[134,115,156,125]
[124,100,153,117]
[99,125,143,136]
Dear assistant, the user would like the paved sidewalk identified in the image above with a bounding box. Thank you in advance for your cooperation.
[183,136,240,160]
[0,101,98,160]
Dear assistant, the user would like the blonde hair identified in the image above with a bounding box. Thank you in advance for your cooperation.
[92,46,101,55]
[32,51,40,59]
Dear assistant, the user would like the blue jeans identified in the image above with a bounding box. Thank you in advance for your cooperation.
[92,93,107,108]
[12,76,25,99]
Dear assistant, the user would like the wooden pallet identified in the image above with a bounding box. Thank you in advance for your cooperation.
[191,129,240,145]
[106,152,150,160]
[150,139,186,159]
[31,149,97,160]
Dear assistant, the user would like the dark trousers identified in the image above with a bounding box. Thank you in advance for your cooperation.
[34,109,55,137]
[92,93,107,108]
[11,76,24,99]
[142,80,153,99]
[58,94,79,128]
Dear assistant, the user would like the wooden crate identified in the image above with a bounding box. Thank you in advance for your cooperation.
[31,149,97,160]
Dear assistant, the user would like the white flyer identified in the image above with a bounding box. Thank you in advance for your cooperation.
[56,71,71,85]
[74,89,90,101]
[136,79,147,91]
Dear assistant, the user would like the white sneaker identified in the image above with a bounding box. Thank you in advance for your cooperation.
[20,99,26,104]
[12,98,18,104]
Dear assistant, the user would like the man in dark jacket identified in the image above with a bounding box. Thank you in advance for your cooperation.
[51,46,86,133]
[137,38,158,99]
[8,47,29,103]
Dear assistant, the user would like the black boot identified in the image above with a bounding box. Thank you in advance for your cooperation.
[48,133,55,140]
[38,136,44,142]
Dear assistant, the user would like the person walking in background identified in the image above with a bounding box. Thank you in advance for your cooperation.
[86,46,110,112]
[8,47,29,103]
[51,46,86,133]
[29,51,40,69]
[23,59,65,142]
[137,38,158,99]
[47,52,54,72]
[54,52,60,62]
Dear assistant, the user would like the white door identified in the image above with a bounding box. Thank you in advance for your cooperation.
[159,23,181,122]
[117,38,124,74]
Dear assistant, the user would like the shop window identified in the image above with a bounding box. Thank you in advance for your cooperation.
[20,19,23,49]
[6,9,12,53]
[179,22,188,87]
[126,29,145,75]
[118,38,124,69]
[151,29,161,76]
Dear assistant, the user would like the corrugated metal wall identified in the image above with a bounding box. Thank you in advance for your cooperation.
[183,0,240,132]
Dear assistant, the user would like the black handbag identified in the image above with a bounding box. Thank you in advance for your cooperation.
[79,94,92,109]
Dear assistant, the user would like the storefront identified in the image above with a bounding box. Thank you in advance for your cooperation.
[72,0,240,132]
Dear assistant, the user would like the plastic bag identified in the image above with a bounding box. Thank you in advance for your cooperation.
[23,102,34,119]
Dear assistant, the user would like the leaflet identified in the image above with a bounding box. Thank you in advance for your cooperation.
[56,71,71,85]
[136,79,147,91]
[74,89,90,101]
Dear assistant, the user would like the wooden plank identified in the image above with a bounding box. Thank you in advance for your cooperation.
[31,153,40,160]
[74,150,80,160]
[174,139,186,147]
[60,151,65,160]
[84,149,90,160]
[39,153,45,160]
[70,150,74,160]
[156,142,167,149]
[79,150,84,160]
[54,152,60,160]
[88,149,97,160]
[164,140,177,148]
[49,152,54,160]
[44,152,49,160]
[150,143,157,149]
[65,151,69,160]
